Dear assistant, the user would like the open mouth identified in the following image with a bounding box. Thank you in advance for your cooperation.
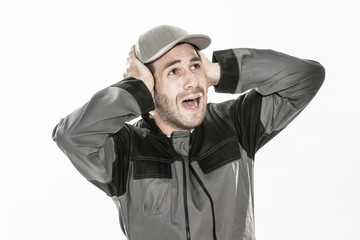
[181,93,202,110]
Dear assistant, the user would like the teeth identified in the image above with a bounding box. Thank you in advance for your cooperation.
[184,93,202,102]
[181,93,201,109]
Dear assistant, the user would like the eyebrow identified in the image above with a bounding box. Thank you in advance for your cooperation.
[163,60,181,72]
[162,56,202,72]
[190,56,202,63]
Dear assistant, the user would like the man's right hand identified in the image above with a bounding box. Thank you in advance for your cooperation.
[123,46,155,98]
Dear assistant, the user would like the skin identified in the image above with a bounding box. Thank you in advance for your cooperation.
[125,43,220,136]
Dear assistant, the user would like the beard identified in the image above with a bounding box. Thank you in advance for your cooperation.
[154,87,206,131]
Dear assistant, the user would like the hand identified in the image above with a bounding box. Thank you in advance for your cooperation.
[123,46,155,98]
[199,52,221,87]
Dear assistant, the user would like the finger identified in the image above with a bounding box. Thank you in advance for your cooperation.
[128,45,135,58]
[199,51,209,62]
[128,45,135,54]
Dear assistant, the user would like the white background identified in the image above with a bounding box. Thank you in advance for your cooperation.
[1,0,359,239]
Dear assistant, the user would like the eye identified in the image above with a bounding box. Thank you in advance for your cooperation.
[168,68,179,75]
[191,63,201,70]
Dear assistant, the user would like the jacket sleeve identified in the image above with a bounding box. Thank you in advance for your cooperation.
[52,77,154,195]
[212,49,325,158]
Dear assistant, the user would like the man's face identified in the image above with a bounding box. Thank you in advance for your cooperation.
[151,43,208,131]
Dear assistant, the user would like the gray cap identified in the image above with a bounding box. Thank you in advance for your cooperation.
[135,25,211,64]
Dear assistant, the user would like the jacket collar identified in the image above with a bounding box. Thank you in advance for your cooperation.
[140,113,163,134]
[140,113,194,137]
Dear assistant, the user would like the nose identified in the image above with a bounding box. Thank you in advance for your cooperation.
[183,70,198,90]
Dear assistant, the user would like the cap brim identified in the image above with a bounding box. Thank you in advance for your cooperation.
[143,34,211,64]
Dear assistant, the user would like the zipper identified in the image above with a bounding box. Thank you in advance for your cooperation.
[168,135,191,240]
[181,157,191,240]
[189,164,217,240]
[168,132,191,240]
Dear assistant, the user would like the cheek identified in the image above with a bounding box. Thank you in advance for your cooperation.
[156,84,180,101]
[195,71,207,84]
[157,79,181,94]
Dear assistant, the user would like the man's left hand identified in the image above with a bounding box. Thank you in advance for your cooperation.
[199,52,221,88]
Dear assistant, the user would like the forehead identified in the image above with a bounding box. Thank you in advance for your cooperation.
[152,43,198,70]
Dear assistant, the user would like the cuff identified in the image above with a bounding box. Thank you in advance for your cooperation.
[212,49,240,94]
[111,77,155,114]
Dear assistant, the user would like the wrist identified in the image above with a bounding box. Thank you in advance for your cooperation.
[207,62,221,87]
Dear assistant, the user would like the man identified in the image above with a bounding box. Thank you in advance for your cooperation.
[52,25,325,240]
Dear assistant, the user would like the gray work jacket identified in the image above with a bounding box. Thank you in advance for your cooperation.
[53,48,325,240]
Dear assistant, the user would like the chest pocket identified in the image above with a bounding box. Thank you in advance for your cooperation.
[130,128,177,216]
[132,158,174,217]
[141,178,173,217]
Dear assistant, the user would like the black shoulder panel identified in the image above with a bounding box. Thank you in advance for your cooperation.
[109,124,133,196]
[230,89,266,159]
[190,103,241,174]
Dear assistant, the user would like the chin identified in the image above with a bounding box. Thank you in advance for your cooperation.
[182,110,206,129]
